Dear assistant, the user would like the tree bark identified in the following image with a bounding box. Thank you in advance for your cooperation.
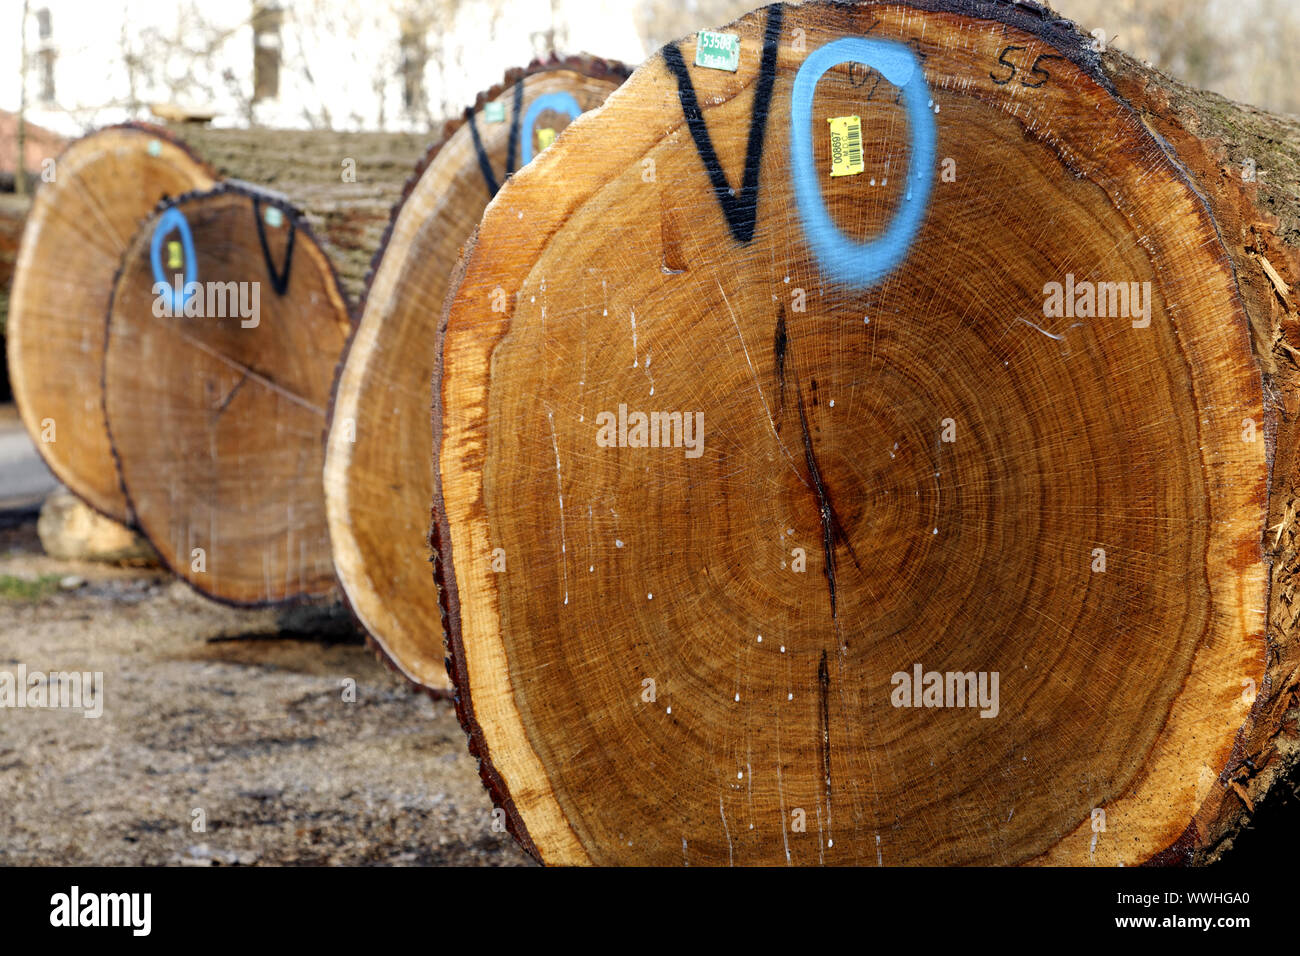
[165,124,428,301]
[323,55,629,691]
[432,0,1300,865]
[1095,44,1300,865]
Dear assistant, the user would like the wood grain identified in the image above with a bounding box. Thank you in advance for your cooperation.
[434,1,1289,865]
[7,125,214,521]
[324,57,629,691]
[104,183,351,605]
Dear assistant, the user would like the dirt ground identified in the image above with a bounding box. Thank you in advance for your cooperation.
[0,514,532,867]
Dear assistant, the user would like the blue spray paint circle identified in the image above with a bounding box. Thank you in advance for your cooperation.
[520,91,584,165]
[150,206,198,312]
[789,39,935,289]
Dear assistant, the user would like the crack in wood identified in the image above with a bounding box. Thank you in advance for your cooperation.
[797,387,860,620]
[773,304,789,424]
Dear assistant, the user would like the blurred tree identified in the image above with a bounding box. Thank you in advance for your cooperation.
[1053,0,1300,114]
[633,0,754,51]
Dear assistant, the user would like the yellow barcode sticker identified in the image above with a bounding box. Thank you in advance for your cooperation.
[537,127,557,151]
[828,115,864,178]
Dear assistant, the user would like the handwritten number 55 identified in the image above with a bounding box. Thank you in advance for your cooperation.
[990,46,1063,87]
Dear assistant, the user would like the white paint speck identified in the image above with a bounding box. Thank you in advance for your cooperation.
[630,310,638,367]
[615,539,624,548]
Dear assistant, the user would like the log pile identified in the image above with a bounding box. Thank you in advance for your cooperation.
[3,96,487,605]
[6,121,428,525]
[163,125,428,301]
[3,0,1298,867]
[0,193,32,401]
[431,2,1300,865]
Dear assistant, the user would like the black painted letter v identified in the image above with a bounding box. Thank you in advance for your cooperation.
[252,196,295,297]
[663,4,783,244]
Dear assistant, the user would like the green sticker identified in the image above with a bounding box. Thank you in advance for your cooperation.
[264,206,283,228]
[147,139,162,157]
[484,101,506,123]
[694,31,741,72]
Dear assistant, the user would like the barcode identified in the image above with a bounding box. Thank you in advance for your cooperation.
[828,115,865,177]
[845,122,862,170]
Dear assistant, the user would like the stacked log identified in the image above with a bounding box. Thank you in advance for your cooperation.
[0,192,32,401]
[430,1,1300,865]
[165,125,429,301]
[5,122,428,529]
[103,183,350,604]
[6,125,215,520]
[323,56,630,690]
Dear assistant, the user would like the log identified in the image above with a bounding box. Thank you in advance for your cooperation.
[1090,42,1300,868]
[104,182,351,605]
[323,56,630,691]
[0,193,32,402]
[433,1,1300,865]
[6,125,215,522]
[6,121,428,526]
[164,125,429,301]
[37,486,158,565]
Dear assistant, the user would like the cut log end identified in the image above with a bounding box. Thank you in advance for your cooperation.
[105,182,351,606]
[7,124,216,523]
[433,2,1292,865]
[324,56,630,692]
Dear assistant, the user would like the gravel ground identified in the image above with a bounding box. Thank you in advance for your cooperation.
[3,504,1296,868]
[0,515,532,867]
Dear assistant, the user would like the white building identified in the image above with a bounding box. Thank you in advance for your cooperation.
[0,0,650,135]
